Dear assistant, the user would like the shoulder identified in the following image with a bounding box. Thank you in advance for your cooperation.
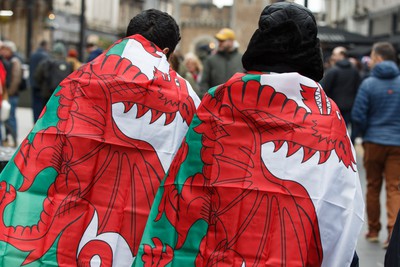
[232,49,242,56]
[325,66,339,75]
[11,56,22,64]
[358,76,376,90]
[205,54,220,64]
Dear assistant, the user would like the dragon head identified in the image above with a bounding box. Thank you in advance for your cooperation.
[195,76,356,174]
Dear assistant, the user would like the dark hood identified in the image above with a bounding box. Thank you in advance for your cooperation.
[371,61,400,79]
[336,59,353,68]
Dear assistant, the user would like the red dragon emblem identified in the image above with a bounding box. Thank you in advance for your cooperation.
[0,35,197,266]
[139,73,356,266]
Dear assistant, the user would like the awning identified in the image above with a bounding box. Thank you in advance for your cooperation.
[317,26,374,46]
[377,34,400,50]
[347,45,372,57]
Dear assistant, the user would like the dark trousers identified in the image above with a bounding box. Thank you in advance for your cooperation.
[32,87,44,123]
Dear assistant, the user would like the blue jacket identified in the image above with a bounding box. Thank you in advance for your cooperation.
[351,60,400,146]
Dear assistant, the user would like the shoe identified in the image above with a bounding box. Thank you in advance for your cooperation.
[383,238,390,249]
[383,229,392,249]
[365,231,379,242]
[2,140,11,148]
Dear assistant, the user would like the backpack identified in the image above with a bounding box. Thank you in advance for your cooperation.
[14,54,29,92]
[40,59,73,99]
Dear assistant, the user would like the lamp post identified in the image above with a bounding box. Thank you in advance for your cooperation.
[78,0,85,62]
[26,0,34,60]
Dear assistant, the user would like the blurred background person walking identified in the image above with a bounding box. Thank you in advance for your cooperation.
[85,36,103,63]
[29,40,49,123]
[351,42,400,249]
[66,48,82,71]
[199,28,243,98]
[0,40,23,148]
[182,52,203,96]
[34,42,73,107]
[320,46,361,131]
[0,50,7,145]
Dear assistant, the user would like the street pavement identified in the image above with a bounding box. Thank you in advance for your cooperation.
[13,107,390,266]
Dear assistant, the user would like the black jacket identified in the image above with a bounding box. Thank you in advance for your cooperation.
[320,59,361,112]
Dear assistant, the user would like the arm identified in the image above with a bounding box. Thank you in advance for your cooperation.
[34,60,47,89]
[198,58,211,97]
[7,58,22,96]
[319,68,336,96]
[351,81,370,139]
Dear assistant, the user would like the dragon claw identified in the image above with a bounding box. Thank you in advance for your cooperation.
[0,181,16,208]
[142,237,173,267]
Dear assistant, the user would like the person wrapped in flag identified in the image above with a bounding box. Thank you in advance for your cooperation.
[134,2,364,267]
[0,9,200,266]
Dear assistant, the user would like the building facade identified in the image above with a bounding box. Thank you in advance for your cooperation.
[8,0,400,63]
[0,0,274,62]
[322,0,400,49]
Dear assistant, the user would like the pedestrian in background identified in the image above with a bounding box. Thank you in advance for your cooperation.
[34,42,73,106]
[85,41,103,62]
[352,41,400,249]
[320,46,361,130]
[182,52,203,96]
[29,40,49,123]
[0,51,7,145]
[199,27,243,98]
[66,48,82,71]
[0,40,23,147]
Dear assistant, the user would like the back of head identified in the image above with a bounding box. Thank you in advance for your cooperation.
[126,9,181,59]
[242,2,323,81]
[332,46,347,57]
[331,46,347,62]
[52,42,67,58]
[372,42,397,62]
[39,40,48,49]
[1,40,17,53]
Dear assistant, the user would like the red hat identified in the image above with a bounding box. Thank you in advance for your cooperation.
[68,48,78,58]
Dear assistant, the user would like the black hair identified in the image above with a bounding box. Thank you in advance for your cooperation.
[126,9,181,59]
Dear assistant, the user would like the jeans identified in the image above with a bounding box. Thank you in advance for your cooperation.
[32,87,44,123]
[4,95,18,145]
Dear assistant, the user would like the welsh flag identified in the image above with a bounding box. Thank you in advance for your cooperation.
[134,72,364,267]
[0,34,200,266]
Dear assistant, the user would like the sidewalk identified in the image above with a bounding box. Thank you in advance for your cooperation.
[16,107,34,146]
[0,107,34,171]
